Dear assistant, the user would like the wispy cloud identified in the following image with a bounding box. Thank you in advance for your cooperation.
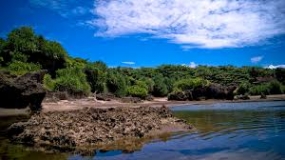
[266,64,285,69]
[122,61,135,65]
[29,0,90,17]
[90,0,285,48]
[251,56,263,63]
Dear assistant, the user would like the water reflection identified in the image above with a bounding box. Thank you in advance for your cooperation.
[1,101,285,160]
[90,101,285,160]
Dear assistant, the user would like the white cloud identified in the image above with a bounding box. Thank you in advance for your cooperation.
[189,62,197,68]
[91,0,285,48]
[251,56,263,63]
[122,61,135,65]
[266,64,285,69]
[182,62,198,68]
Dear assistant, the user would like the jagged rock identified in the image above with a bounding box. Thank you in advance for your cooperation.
[0,70,46,111]
[7,106,191,152]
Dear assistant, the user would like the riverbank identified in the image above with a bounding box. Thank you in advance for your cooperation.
[6,106,191,153]
[41,94,285,112]
[1,94,285,116]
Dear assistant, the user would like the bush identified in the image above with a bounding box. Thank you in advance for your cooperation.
[126,85,148,99]
[174,78,209,91]
[106,71,127,97]
[5,61,41,75]
[237,82,250,95]
[249,84,269,95]
[268,80,283,94]
[54,67,91,97]
[43,74,55,91]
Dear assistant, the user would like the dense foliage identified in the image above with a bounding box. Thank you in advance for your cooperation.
[1,27,285,99]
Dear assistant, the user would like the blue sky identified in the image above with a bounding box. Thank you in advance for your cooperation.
[0,0,285,68]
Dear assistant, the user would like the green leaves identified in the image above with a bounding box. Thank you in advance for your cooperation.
[173,78,209,91]
[53,67,91,96]
[5,61,41,76]
[126,85,148,99]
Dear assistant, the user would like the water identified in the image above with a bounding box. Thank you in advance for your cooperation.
[1,101,285,160]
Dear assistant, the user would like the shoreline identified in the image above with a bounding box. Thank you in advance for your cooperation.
[0,94,285,116]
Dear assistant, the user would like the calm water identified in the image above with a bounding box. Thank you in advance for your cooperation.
[1,101,285,160]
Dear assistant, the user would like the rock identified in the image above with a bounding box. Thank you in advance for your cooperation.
[235,94,250,100]
[168,90,189,101]
[7,106,191,152]
[0,71,46,111]
[205,83,237,100]
[96,93,115,101]
[121,97,142,103]
[260,93,267,99]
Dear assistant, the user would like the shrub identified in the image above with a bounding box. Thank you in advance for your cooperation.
[6,61,41,75]
[268,80,283,94]
[249,84,269,95]
[237,82,250,95]
[174,78,209,91]
[106,71,127,97]
[43,74,55,91]
[54,67,91,97]
[126,85,148,99]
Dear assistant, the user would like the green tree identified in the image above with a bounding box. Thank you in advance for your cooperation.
[268,80,283,94]
[275,68,285,84]
[174,78,209,91]
[152,75,168,97]
[106,70,127,97]
[85,63,107,93]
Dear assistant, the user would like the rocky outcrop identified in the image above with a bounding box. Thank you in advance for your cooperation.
[205,83,237,100]
[0,71,46,111]
[168,83,237,101]
[7,106,191,152]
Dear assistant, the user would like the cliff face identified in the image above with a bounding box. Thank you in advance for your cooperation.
[0,71,46,111]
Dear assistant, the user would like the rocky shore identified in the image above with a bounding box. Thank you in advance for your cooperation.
[7,106,192,153]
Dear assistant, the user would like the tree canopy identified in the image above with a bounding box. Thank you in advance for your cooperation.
[1,26,284,99]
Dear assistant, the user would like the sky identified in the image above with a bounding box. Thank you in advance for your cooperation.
[0,0,285,68]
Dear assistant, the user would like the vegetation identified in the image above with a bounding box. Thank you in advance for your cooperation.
[1,26,285,99]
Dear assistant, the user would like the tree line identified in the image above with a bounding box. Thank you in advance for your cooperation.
[1,27,285,100]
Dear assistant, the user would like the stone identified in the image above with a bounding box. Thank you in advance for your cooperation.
[0,70,46,111]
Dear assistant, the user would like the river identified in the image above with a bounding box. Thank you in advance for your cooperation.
[1,101,285,160]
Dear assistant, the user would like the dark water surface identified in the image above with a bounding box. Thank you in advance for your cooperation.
[1,101,285,160]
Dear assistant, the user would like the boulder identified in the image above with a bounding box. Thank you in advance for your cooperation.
[205,83,237,100]
[0,71,46,111]
[168,90,189,101]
